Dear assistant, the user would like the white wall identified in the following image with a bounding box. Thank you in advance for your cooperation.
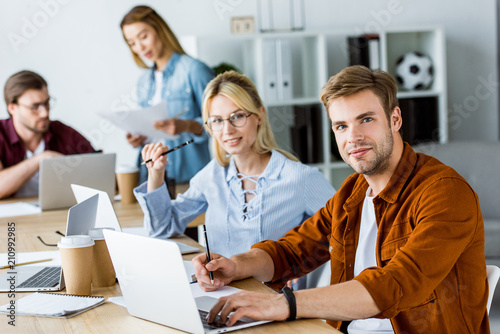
[1,0,497,166]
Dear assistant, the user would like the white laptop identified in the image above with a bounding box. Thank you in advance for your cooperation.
[71,184,200,254]
[0,195,100,293]
[103,230,271,334]
[38,153,116,211]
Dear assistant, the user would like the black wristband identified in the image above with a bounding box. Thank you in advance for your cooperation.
[281,287,296,321]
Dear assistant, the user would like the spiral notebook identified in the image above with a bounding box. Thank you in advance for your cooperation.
[0,292,105,318]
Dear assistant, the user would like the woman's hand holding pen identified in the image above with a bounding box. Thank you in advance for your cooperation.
[142,143,168,192]
[192,252,238,292]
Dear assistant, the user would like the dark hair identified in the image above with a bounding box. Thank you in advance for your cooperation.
[4,70,47,105]
[320,65,400,133]
[120,5,185,69]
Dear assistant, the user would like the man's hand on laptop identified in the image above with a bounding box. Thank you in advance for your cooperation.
[192,252,237,291]
[207,290,289,326]
[36,150,63,161]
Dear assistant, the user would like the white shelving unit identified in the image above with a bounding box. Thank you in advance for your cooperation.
[181,26,447,189]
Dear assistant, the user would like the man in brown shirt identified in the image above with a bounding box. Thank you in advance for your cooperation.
[193,66,489,333]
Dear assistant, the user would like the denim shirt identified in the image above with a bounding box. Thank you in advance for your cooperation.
[134,150,336,257]
[136,52,214,183]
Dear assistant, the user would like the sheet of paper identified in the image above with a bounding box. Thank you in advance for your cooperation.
[0,202,41,218]
[0,251,61,268]
[190,284,241,299]
[96,101,179,140]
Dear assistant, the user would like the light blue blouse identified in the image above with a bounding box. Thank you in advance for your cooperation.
[134,150,335,257]
[136,52,214,184]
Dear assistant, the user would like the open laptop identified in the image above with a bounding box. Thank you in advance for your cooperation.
[38,152,116,211]
[0,195,99,292]
[103,230,271,334]
[71,184,200,254]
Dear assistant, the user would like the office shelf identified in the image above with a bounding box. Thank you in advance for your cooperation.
[181,26,447,186]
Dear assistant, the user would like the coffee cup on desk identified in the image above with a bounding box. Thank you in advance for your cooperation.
[88,228,116,287]
[116,165,139,204]
[58,235,94,295]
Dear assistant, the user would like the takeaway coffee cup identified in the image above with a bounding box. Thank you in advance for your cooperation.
[88,228,116,287]
[116,165,139,204]
[58,235,94,295]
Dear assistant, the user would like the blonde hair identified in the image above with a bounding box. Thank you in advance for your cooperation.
[202,71,298,166]
[120,5,185,69]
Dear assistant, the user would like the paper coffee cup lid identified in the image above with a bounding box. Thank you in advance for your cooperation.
[116,165,139,173]
[58,235,95,248]
[88,227,114,240]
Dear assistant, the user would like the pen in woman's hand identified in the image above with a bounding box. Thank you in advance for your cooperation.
[141,139,194,165]
[203,225,214,285]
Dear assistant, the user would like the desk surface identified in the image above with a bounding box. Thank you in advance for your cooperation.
[0,201,338,333]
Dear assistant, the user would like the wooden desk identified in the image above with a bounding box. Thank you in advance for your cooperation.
[0,202,338,333]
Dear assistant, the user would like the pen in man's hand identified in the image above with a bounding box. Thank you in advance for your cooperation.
[203,225,214,285]
[141,139,194,165]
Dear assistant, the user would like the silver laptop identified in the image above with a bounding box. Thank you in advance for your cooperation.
[103,230,271,334]
[38,153,116,211]
[71,184,200,254]
[0,195,99,292]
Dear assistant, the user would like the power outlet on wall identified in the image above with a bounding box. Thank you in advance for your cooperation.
[231,16,255,34]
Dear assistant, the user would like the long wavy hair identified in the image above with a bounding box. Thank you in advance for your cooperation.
[202,71,298,167]
[120,5,185,69]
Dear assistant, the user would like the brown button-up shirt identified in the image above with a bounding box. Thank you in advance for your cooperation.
[254,143,489,333]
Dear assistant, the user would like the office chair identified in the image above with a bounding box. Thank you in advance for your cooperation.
[487,265,500,313]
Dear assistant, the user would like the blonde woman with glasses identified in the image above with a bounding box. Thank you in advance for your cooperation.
[134,71,335,289]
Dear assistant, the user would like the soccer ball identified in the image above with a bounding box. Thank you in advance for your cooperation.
[395,51,434,91]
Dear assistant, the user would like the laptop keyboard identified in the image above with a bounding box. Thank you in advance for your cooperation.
[199,309,248,330]
[17,267,61,288]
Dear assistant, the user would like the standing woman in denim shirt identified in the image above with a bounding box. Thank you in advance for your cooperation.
[120,5,214,184]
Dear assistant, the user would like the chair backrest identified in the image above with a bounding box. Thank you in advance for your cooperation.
[413,141,500,219]
[487,265,500,313]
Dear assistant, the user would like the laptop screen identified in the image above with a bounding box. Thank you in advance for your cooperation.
[39,153,116,210]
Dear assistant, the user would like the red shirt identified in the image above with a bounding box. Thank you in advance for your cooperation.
[0,117,96,168]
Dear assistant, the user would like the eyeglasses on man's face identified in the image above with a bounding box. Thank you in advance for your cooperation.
[205,111,254,131]
[16,97,56,113]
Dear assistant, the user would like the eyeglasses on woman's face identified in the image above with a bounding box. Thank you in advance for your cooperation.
[205,110,254,131]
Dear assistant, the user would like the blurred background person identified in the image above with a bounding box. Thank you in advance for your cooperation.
[121,5,214,185]
[0,70,96,199]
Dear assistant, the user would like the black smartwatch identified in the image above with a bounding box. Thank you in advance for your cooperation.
[281,287,296,321]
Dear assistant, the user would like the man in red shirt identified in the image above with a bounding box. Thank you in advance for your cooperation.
[0,70,96,198]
